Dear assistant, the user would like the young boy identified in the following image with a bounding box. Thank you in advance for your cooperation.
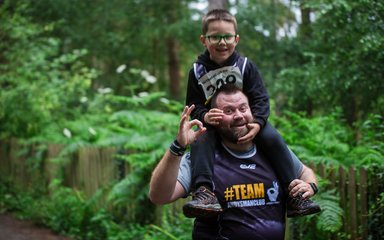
[182,9,321,218]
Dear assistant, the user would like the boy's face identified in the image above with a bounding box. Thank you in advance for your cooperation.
[200,20,239,65]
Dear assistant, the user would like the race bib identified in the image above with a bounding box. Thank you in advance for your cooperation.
[198,66,243,100]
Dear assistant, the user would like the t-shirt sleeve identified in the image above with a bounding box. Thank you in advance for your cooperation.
[288,147,303,178]
[177,152,192,194]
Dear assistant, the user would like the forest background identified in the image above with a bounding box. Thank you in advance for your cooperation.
[0,0,383,239]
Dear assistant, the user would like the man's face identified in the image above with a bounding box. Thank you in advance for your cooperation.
[215,91,253,143]
[200,20,239,66]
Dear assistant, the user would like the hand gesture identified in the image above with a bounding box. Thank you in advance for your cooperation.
[237,123,261,144]
[176,105,206,147]
[203,108,224,126]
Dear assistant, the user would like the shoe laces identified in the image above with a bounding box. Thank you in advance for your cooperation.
[290,194,313,207]
[193,187,215,201]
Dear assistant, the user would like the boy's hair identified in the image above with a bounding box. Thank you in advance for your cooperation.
[202,9,238,35]
[210,84,243,108]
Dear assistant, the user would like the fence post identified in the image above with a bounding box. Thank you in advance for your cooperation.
[338,166,347,234]
[348,166,357,239]
[0,140,11,178]
[359,168,368,239]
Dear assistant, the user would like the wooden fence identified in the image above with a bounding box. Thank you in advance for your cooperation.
[0,139,382,239]
[301,163,378,240]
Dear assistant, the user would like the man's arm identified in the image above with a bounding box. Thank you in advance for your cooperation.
[288,164,318,199]
[149,105,206,205]
[149,150,187,204]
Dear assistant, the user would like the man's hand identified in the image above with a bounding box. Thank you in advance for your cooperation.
[237,123,261,144]
[176,105,206,147]
[288,179,315,199]
[204,108,224,125]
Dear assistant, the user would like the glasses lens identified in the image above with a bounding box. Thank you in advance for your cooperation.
[209,36,221,44]
[224,35,235,44]
[206,35,236,44]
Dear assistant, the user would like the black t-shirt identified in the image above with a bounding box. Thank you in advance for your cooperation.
[193,143,286,240]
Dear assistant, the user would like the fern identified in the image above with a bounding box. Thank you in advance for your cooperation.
[315,189,343,233]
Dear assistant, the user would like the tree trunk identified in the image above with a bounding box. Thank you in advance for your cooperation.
[299,0,313,116]
[299,0,311,39]
[208,0,228,10]
[166,37,181,99]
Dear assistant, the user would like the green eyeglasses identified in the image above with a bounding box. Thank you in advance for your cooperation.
[204,34,237,44]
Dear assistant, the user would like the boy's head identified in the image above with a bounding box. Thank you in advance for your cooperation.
[202,9,238,35]
[200,9,240,66]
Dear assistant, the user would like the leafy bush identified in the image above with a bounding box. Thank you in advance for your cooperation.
[0,1,98,140]
[271,110,384,168]
[0,177,193,240]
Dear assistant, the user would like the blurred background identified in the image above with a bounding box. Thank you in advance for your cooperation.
[0,0,383,239]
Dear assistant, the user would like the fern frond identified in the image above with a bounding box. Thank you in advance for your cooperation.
[315,189,343,233]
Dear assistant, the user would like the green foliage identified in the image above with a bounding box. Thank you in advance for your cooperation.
[151,206,193,240]
[315,189,343,233]
[288,178,344,240]
[351,114,384,165]
[368,192,384,238]
[0,0,98,139]
[271,109,384,168]
[1,0,382,239]
[274,0,384,124]
[22,0,200,96]
[0,176,193,240]
[272,110,350,166]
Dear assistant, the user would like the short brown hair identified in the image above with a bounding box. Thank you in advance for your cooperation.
[202,9,238,35]
[210,84,242,108]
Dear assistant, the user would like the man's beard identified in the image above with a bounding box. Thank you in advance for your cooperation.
[217,121,249,143]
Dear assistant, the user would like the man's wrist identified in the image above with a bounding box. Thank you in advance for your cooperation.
[309,182,318,195]
[169,139,186,156]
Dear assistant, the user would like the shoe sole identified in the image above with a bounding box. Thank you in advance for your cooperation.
[287,206,321,218]
[183,204,223,218]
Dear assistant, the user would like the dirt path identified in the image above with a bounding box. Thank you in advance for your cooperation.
[0,213,72,240]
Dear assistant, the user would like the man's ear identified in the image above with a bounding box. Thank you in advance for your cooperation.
[200,35,207,46]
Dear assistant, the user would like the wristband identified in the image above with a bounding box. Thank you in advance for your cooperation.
[169,139,186,156]
[309,183,318,194]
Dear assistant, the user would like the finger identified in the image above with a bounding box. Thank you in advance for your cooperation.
[209,108,223,113]
[301,191,310,199]
[210,116,223,121]
[238,137,251,144]
[189,119,204,129]
[237,133,252,142]
[179,110,189,125]
[288,179,301,191]
[210,112,224,117]
[180,105,195,124]
[237,137,249,144]
[209,121,220,126]
[186,105,195,116]
[194,127,207,139]
[290,185,303,197]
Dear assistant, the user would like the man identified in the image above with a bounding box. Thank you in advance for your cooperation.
[149,85,320,239]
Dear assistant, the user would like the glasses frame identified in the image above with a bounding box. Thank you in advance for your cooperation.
[204,34,238,44]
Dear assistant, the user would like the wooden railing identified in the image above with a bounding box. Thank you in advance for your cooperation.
[0,139,382,239]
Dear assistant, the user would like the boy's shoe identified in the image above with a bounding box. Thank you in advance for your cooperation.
[183,186,223,218]
[287,194,321,218]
